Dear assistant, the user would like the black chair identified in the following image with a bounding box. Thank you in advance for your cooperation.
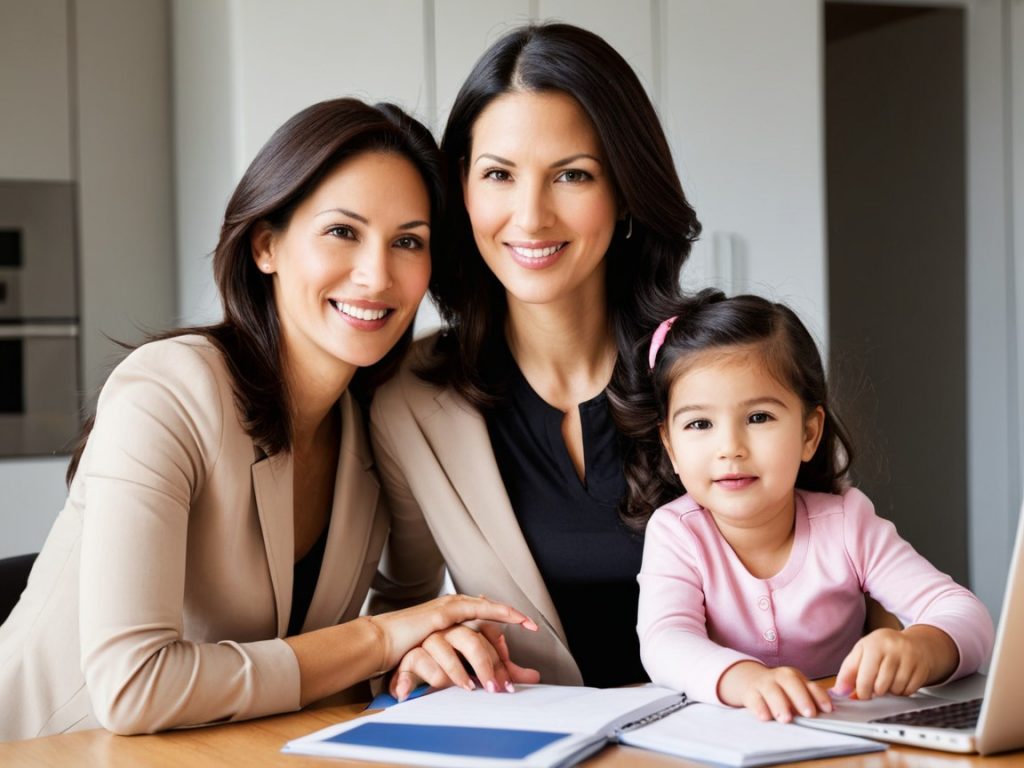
[0,553,38,625]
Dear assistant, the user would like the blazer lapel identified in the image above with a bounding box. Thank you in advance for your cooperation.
[425,388,567,645]
[251,448,294,638]
[304,391,380,630]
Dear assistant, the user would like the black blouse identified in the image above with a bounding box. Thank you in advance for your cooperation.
[483,342,648,688]
[288,524,329,637]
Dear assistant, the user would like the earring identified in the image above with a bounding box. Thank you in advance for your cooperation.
[260,262,271,273]
[625,214,633,240]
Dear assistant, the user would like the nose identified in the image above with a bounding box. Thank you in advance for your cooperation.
[513,177,554,234]
[717,423,748,460]
[352,239,393,293]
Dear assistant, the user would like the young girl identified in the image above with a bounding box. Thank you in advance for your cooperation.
[629,289,994,723]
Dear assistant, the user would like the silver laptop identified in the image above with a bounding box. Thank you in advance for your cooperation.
[796,500,1024,755]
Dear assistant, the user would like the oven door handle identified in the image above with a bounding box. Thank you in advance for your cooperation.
[0,324,79,339]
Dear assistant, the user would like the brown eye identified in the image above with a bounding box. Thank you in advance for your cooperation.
[393,235,424,251]
[556,169,592,183]
[327,225,356,240]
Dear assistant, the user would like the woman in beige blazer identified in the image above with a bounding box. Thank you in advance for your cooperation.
[371,25,701,693]
[0,99,536,742]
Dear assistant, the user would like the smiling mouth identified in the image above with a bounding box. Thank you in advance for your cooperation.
[509,243,567,260]
[329,300,393,321]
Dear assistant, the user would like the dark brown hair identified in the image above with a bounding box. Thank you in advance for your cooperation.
[67,98,444,483]
[419,22,701,410]
[619,289,855,530]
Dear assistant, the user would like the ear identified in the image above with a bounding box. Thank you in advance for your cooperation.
[251,222,277,275]
[801,406,826,462]
[659,423,680,475]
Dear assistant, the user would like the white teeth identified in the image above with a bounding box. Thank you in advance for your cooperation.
[333,301,389,321]
[511,244,562,259]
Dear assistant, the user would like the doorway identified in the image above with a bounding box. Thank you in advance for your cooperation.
[825,3,967,583]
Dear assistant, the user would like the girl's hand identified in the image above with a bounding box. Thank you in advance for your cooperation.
[389,622,541,701]
[719,661,833,723]
[832,626,959,700]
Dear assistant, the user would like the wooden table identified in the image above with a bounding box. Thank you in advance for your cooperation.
[1,700,1021,768]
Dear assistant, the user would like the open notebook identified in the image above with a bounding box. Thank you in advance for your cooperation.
[283,683,882,768]
[797,498,1024,755]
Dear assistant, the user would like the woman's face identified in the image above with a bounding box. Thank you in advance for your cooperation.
[254,151,431,381]
[463,90,619,310]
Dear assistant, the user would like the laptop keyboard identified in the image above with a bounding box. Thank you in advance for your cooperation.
[872,698,982,730]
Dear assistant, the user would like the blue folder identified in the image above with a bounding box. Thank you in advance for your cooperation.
[326,721,569,759]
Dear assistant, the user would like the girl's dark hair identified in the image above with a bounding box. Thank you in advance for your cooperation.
[67,98,444,484]
[419,22,701,410]
[620,288,855,530]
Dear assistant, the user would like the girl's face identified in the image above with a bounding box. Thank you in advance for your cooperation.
[253,151,431,384]
[463,90,619,311]
[659,348,825,531]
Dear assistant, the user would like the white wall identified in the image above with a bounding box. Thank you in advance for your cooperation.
[174,0,828,339]
[665,0,827,340]
[966,0,1022,616]
[0,457,68,558]
[0,0,72,181]
[0,0,175,558]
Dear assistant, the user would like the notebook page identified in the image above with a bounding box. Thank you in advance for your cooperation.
[621,703,884,767]
[373,684,680,734]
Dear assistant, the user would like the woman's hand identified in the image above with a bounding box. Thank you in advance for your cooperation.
[286,593,537,706]
[389,622,541,701]
[832,626,958,700]
[367,594,538,674]
[718,661,833,723]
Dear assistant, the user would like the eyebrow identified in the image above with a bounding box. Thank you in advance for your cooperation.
[670,396,789,423]
[472,152,603,169]
[316,208,430,230]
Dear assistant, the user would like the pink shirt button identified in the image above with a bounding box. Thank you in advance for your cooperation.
[757,596,770,610]
[763,629,777,642]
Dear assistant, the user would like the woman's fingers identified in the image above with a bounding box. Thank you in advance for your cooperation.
[433,594,538,632]
[479,624,542,687]
[421,629,479,692]
[493,630,541,684]
[389,648,445,701]
[374,595,538,668]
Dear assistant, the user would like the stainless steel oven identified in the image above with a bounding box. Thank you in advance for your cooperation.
[0,181,80,456]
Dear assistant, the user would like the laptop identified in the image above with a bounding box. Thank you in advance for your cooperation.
[795,500,1024,755]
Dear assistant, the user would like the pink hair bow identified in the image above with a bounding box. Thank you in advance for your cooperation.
[648,316,678,370]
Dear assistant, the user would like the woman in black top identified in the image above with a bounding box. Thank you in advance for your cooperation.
[371,22,700,696]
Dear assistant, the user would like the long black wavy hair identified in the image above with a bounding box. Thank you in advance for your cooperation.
[418,22,701,420]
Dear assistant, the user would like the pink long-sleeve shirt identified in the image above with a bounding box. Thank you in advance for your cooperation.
[637,488,994,705]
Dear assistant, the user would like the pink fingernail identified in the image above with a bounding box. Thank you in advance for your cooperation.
[485,680,496,693]
[505,681,516,693]
[522,619,538,632]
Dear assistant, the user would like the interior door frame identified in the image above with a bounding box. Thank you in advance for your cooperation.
[824,0,1020,618]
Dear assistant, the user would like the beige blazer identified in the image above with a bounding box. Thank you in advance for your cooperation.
[0,336,440,741]
[371,336,583,686]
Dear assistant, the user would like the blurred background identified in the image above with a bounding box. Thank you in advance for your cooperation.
[0,0,1021,618]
